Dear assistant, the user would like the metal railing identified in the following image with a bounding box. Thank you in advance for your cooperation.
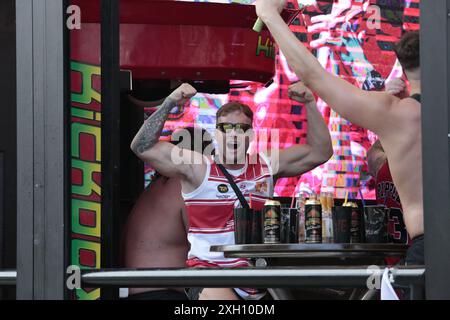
[81,266,425,288]
[0,271,17,286]
[1,267,426,299]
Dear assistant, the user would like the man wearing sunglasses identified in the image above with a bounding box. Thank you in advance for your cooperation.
[131,81,332,300]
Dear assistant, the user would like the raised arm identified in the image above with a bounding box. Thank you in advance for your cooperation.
[272,81,333,178]
[255,0,401,134]
[130,83,203,182]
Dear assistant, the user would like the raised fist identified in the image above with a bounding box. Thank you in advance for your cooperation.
[255,0,285,19]
[385,78,408,98]
[168,83,197,104]
[288,81,315,103]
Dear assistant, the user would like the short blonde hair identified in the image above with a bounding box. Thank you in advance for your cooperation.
[216,102,253,122]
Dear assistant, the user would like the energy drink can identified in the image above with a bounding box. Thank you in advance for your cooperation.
[305,195,322,243]
[263,200,281,244]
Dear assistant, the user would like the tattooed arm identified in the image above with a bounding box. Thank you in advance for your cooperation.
[130,83,204,183]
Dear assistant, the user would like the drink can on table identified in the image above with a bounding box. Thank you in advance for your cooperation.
[281,208,299,243]
[263,200,281,244]
[364,205,389,243]
[289,208,299,243]
[296,194,307,242]
[326,192,335,211]
[305,195,322,243]
[345,202,363,243]
[320,192,333,243]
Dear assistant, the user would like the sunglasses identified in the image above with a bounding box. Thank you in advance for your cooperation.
[216,123,253,133]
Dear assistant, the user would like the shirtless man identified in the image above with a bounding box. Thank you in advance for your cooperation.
[122,127,211,300]
[368,78,416,267]
[130,81,332,300]
[122,175,188,300]
[255,0,424,264]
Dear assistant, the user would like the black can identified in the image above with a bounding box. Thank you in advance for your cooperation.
[349,202,362,243]
[289,208,299,243]
[281,208,299,243]
[305,197,322,243]
[263,200,281,244]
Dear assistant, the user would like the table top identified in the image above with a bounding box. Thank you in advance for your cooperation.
[210,243,408,260]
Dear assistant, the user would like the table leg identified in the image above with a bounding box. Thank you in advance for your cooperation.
[348,288,361,300]
[409,285,425,300]
[268,288,295,300]
[348,288,378,300]
[361,289,378,300]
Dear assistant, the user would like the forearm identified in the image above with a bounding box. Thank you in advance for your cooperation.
[261,13,360,119]
[260,11,396,133]
[261,12,357,104]
[130,96,177,155]
[261,12,326,87]
[304,101,333,160]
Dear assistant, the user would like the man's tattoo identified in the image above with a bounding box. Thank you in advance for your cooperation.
[132,97,177,154]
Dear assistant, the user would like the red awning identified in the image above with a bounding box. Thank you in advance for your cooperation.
[71,0,299,84]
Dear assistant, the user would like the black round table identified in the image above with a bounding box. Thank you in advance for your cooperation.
[210,243,408,262]
[210,243,409,300]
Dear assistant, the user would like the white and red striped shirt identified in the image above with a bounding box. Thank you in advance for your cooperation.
[182,153,274,299]
[183,154,273,268]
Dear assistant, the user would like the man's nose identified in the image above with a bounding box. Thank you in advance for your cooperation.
[227,128,238,137]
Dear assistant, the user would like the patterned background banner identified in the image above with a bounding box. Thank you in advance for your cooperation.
[148,0,420,200]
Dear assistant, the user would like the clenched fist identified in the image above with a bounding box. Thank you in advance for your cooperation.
[255,0,285,20]
[385,78,408,98]
[288,81,315,104]
[168,83,197,104]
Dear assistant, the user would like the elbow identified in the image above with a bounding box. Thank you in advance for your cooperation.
[314,144,333,167]
[317,152,332,167]
[324,141,334,161]
[317,134,334,165]
[293,66,324,90]
[130,141,138,155]
[130,140,145,159]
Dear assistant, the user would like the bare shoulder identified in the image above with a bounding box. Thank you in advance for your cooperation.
[396,96,421,121]
[260,149,272,159]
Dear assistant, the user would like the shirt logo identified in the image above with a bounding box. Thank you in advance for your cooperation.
[255,181,268,193]
[218,184,229,193]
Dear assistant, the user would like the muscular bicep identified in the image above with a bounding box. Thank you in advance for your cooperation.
[270,145,329,179]
[136,141,194,179]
